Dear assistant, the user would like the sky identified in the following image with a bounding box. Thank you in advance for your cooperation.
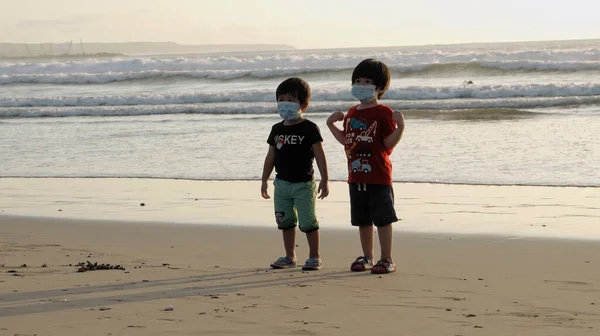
[0,0,598,49]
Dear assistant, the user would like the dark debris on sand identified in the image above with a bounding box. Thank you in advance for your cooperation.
[76,261,126,273]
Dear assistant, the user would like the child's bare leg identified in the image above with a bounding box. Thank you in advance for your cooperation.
[305,230,320,260]
[282,228,296,261]
[377,224,393,262]
[359,225,375,261]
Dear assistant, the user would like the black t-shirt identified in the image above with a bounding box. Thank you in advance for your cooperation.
[267,119,323,183]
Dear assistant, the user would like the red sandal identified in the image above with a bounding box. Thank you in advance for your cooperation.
[350,256,373,272]
[371,258,396,274]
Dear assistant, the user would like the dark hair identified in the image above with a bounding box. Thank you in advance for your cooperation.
[351,59,391,99]
[276,77,311,107]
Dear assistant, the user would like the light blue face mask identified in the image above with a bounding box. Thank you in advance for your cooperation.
[351,84,377,102]
[277,101,301,120]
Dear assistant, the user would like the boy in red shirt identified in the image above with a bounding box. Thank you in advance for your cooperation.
[326,59,405,274]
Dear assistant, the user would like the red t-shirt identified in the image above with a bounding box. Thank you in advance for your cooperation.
[343,104,396,185]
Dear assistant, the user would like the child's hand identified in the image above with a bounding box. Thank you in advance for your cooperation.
[261,181,270,199]
[393,111,405,127]
[327,111,344,125]
[317,180,329,199]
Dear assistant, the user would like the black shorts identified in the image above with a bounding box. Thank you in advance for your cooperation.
[349,183,398,227]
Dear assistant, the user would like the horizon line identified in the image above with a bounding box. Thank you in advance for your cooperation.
[1,37,599,52]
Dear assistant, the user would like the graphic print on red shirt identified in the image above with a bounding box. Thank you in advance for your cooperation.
[343,104,397,185]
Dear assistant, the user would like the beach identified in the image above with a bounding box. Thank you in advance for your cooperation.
[2,39,600,335]
[1,178,600,335]
[1,178,599,238]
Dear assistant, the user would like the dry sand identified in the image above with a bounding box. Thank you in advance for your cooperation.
[0,179,599,335]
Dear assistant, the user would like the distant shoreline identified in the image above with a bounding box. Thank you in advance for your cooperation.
[1,39,598,58]
[0,52,124,61]
[0,42,296,59]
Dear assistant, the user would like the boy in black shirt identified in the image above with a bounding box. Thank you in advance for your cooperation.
[261,77,329,271]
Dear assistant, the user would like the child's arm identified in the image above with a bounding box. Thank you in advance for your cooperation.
[312,142,329,199]
[261,146,276,199]
[384,111,406,150]
[326,111,346,145]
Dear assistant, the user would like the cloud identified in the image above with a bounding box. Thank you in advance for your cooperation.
[14,12,97,33]
[13,9,150,32]
[15,19,78,29]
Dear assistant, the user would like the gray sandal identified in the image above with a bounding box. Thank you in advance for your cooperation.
[270,257,297,269]
[302,258,322,271]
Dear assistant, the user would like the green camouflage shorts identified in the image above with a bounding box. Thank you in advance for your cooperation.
[273,179,319,233]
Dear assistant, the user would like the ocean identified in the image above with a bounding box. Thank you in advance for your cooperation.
[1,39,599,187]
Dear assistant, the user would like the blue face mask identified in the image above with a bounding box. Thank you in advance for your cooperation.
[351,84,377,102]
[277,101,301,120]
